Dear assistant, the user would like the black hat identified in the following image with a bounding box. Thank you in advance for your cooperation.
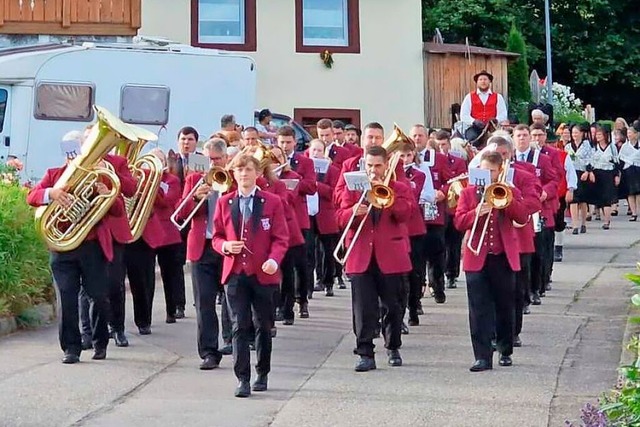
[258,109,272,122]
[473,70,494,82]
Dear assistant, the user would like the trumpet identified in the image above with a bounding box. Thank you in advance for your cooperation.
[170,166,233,230]
[333,151,401,265]
[466,159,513,256]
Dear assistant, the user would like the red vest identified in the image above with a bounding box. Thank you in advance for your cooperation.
[557,149,568,197]
[470,92,498,123]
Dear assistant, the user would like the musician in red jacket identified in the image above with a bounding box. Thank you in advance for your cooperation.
[149,148,185,324]
[316,118,350,170]
[177,139,234,368]
[336,146,412,372]
[454,151,529,372]
[277,126,317,301]
[27,139,124,364]
[213,154,289,398]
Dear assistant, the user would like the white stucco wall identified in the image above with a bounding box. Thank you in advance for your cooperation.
[141,0,425,131]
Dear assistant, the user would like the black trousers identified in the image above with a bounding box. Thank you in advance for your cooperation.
[315,232,338,287]
[554,198,567,233]
[408,234,427,318]
[191,242,224,361]
[280,244,308,319]
[225,274,276,382]
[156,243,185,317]
[51,240,110,355]
[350,259,404,357]
[515,253,532,336]
[125,239,156,329]
[531,228,553,294]
[465,254,516,362]
[424,225,446,296]
[302,228,315,295]
[175,226,190,310]
[444,215,464,280]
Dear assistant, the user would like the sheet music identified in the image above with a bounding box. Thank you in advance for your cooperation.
[306,193,319,216]
[60,140,82,160]
[312,158,330,174]
[468,168,491,188]
[187,154,209,174]
[344,171,371,192]
[281,179,300,191]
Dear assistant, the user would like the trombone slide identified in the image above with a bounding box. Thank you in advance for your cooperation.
[333,190,371,265]
[170,175,207,230]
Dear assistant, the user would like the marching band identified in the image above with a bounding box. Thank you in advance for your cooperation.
[28,74,599,397]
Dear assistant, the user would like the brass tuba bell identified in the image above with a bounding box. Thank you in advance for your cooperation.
[35,106,137,252]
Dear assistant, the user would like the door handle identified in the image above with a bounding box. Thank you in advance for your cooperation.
[4,136,9,147]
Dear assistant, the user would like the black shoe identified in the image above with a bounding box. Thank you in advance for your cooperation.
[401,322,409,335]
[611,210,618,217]
[114,331,129,347]
[387,350,402,367]
[274,308,284,322]
[337,277,346,289]
[523,305,531,315]
[92,348,107,360]
[355,356,376,372]
[166,315,176,324]
[138,326,151,335]
[434,293,446,304]
[446,278,457,289]
[539,291,546,298]
[469,360,492,372]
[631,215,638,222]
[580,225,587,234]
[545,282,552,291]
[531,292,541,305]
[416,300,424,316]
[252,375,268,392]
[81,334,93,350]
[325,287,334,297]
[554,246,563,262]
[249,342,256,351]
[175,308,185,319]
[299,303,309,318]
[283,318,294,326]
[220,343,233,355]
[62,352,80,364]
[513,336,522,347]
[499,355,513,366]
[200,355,220,370]
[602,222,610,230]
[408,317,419,327]
[271,327,277,338]
[235,380,251,398]
[572,228,579,235]
[313,282,324,292]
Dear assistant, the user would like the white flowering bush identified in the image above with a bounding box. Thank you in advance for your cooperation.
[540,82,584,119]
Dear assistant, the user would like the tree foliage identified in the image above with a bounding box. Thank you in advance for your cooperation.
[506,23,531,106]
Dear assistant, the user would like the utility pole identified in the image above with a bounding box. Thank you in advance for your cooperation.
[544,0,553,105]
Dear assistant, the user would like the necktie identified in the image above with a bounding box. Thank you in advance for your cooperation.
[519,153,526,162]
[424,150,430,162]
[205,191,219,237]
[240,195,253,223]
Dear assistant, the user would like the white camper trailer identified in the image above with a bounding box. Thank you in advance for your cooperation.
[0,37,257,181]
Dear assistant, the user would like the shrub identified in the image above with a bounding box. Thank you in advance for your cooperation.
[0,164,52,317]
[506,23,531,109]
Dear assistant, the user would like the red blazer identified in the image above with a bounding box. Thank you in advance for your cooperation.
[454,185,528,272]
[314,164,340,235]
[178,172,212,262]
[512,163,542,254]
[103,154,137,245]
[424,151,453,226]
[542,145,566,202]
[213,190,290,285]
[405,166,427,237]
[258,176,305,247]
[342,143,362,159]
[445,153,468,215]
[523,150,558,228]
[326,144,350,170]
[287,152,317,230]
[336,180,412,275]
[155,171,182,247]
[26,166,125,262]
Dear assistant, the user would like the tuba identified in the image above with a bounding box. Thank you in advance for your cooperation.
[35,106,137,252]
[114,126,161,242]
[447,174,469,209]
[466,159,513,255]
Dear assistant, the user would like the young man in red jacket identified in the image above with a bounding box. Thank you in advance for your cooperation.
[455,151,529,372]
[213,155,289,398]
[336,146,413,372]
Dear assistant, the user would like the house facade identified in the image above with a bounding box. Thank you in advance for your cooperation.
[140,0,425,134]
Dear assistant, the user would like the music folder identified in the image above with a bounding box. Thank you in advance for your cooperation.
[468,168,491,188]
[344,171,371,192]
[281,179,300,191]
[312,158,330,174]
[188,154,209,173]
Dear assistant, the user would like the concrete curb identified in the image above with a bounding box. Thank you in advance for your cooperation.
[0,302,56,338]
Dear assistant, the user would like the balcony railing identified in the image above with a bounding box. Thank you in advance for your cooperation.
[0,0,141,36]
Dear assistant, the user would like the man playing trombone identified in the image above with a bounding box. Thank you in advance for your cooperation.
[335,146,413,372]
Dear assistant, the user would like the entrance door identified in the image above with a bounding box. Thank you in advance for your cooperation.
[0,86,11,162]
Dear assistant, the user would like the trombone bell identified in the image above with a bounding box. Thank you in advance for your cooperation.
[368,184,395,209]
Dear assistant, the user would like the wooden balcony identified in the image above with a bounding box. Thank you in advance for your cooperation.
[0,0,141,36]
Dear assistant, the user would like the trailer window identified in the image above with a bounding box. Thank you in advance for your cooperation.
[120,85,170,126]
[35,83,94,121]
[0,89,7,132]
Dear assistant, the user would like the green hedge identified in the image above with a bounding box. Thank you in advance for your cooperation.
[0,184,52,317]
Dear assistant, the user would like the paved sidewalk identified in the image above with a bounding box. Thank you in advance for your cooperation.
[0,217,637,427]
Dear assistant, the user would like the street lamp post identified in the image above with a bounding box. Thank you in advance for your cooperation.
[544,0,553,106]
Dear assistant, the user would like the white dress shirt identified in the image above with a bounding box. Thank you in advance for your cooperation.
[460,89,508,125]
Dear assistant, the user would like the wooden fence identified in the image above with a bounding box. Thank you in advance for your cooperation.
[0,0,141,36]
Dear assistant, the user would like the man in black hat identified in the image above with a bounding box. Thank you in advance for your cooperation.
[460,70,508,129]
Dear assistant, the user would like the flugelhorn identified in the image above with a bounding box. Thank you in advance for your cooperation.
[170,166,233,230]
[333,150,401,265]
[466,159,513,256]
[447,173,469,209]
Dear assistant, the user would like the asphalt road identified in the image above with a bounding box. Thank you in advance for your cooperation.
[0,215,637,427]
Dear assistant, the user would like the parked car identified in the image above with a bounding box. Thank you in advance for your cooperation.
[253,110,312,151]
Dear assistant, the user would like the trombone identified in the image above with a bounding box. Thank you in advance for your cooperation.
[333,150,401,265]
[170,166,233,230]
[466,159,513,255]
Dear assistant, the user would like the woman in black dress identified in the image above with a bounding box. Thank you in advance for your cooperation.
[619,124,640,221]
[590,125,621,229]
[567,123,596,234]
